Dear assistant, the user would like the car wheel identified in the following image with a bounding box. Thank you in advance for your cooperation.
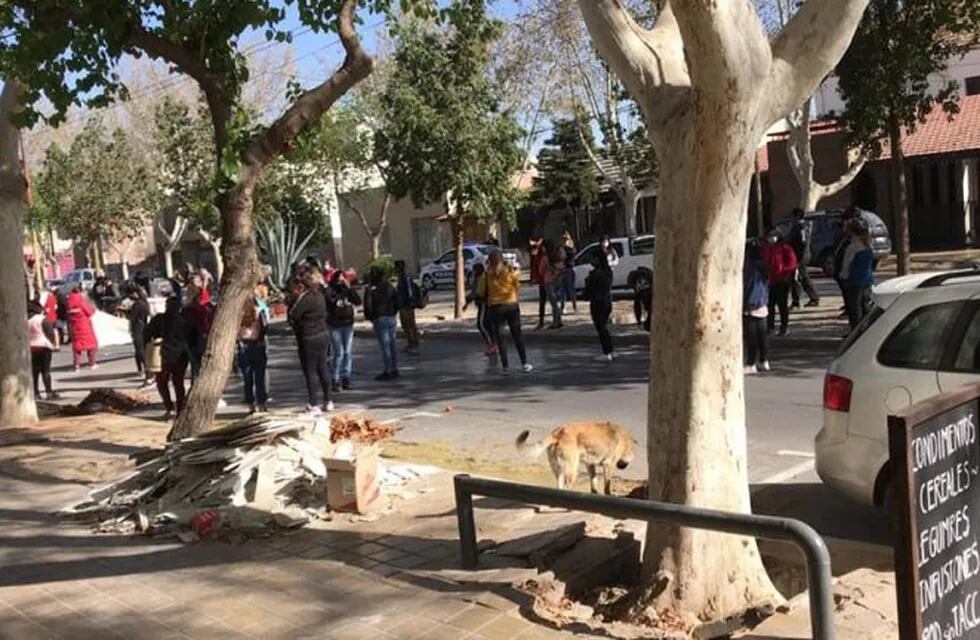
[422,274,435,290]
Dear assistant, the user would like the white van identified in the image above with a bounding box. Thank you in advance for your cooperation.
[573,235,654,290]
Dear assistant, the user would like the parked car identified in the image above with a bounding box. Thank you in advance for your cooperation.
[58,268,97,294]
[419,243,519,290]
[773,208,892,275]
[573,235,655,291]
[815,267,980,508]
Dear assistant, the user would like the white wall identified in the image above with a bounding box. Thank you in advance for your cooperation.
[812,49,980,117]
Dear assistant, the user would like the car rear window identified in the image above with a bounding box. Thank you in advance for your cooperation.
[877,301,966,370]
[837,304,884,356]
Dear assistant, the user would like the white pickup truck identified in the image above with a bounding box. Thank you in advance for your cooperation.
[573,235,654,290]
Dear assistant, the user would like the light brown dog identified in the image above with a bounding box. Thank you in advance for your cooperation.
[516,421,636,495]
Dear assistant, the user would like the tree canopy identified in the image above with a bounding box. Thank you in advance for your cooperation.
[33,119,155,247]
[375,0,524,226]
[837,0,980,158]
[532,111,600,214]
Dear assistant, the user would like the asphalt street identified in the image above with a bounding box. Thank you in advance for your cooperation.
[48,328,833,485]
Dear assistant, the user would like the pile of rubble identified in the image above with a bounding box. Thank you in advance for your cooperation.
[61,388,153,416]
[60,413,403,539]
[329,414,397,444]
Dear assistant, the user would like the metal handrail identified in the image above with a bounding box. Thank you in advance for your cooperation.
[454,474,835,640]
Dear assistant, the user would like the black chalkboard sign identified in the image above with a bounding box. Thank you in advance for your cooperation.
[889,382,980,640]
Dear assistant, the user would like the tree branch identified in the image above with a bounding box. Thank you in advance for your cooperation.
[576,0,690,127]
[816,148,867,198]
[126,26,231,153]
[767,0,870,125]
[336,183,374,238]
[245,0,372,169]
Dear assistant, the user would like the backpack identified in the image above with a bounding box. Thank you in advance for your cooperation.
[330,289,356,325]
[411,280,428,309]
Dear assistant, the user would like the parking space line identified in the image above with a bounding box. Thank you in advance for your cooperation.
[776,450,815,458]
[755,459,816,485]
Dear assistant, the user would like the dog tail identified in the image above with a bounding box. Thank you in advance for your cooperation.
[515,429,551,459]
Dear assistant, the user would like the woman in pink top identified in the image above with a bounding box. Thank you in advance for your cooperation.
[27,299,58,398]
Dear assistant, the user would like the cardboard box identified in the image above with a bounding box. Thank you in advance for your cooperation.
[325,444,382,514]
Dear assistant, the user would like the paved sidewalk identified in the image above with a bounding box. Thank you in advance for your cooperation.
[0,415,591,640]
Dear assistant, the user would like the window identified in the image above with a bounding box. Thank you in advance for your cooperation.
[611,242,625,259]
[436,251,453,264]
[966,76,980,97]
[83,272,94,281]
[632,237,655,256]
[575,244,599,267]
[463,249,474,261]
[878,302,966,370]
[952,306,980,372]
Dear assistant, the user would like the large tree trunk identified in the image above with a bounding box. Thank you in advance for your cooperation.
[637,131,780,623]
[169,176,260,440]
[0,80,37,427]
[888,113,911,275]
[451,213,464,319]
[577,0,869,628]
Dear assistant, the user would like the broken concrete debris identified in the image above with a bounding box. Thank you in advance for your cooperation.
[59,413,424,540]
[61,388,153,416]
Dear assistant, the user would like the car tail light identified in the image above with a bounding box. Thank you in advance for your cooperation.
[823,374,853,412]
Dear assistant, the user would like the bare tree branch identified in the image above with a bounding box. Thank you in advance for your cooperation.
[767,0,870,124]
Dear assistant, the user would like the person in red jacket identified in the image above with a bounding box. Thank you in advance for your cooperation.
[67,287,99,371]
[761,231,798,336]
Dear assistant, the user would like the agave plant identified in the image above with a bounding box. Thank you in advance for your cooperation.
[257,218,317,289]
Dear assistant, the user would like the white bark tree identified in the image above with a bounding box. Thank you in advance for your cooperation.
[577,0,868,625]
[196,228,223,280]
[0,80,37,427]
[156,214,189,278]
[785,97,867,211]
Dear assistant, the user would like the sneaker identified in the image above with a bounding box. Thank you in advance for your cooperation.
[217,398,228,408]
[546,323,563,330]
[324,401,335,412]
[257,405,267,413]
[744,365,758,375]
[533,323,545,332]
[341,378,351,390]
[46,391,60,400]
[778,328,788,337]
[760,361,771,372]
[248,404,257,415]
[331,381,341,393]
[73,367,80,373]
[805,300,820,308]
[163,408,174,420]
[90,364,99,371]
[375,372,392,381]
[593,354,613,363]
[522,363,534,373]
[305,404,322,416]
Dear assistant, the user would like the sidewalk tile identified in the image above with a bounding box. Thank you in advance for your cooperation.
[0,610,57,640]
[446,605,503,632]
[475,613,537,639]
[386,614,440,638]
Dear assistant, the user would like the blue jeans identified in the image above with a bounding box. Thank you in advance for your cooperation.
[545,282,563,326]
[373,316,398,373]
[237,341,267,405]
[330,325,354,381]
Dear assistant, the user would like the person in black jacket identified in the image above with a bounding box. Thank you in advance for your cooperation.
[832,207,860,314]
[325,270,362,392]
[789,208,820,308]
[145,296,195,419]
[584,251,616,362]
[364,266,400,381]
[127,286,152,386]
[288,272,333,414]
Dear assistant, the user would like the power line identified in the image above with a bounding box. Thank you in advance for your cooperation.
[31,20,383,134]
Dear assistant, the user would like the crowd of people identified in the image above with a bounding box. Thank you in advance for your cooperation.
[743,206,875,374]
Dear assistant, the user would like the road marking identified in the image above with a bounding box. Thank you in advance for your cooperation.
[381,411,444,426]
[776,450,816,458]
[755,459,816,485]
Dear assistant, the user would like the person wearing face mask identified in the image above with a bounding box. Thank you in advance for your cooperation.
[761,230,797,336]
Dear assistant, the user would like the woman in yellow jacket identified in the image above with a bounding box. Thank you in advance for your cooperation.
[479,251,533,373]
